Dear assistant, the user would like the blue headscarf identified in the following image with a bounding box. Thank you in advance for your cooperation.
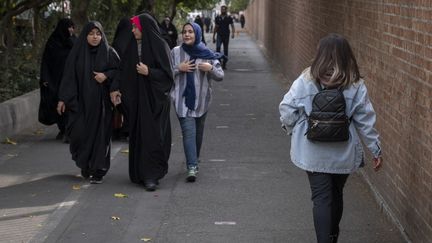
[181,23,223,110]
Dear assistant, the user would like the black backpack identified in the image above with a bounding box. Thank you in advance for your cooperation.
[305,82,350,142]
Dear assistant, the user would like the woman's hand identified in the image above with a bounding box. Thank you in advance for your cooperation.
[136,62,149,76]
[373,157,383,172]
[110,91,121,106]
[57,101,65,115]
[198,62,213,72]
[94,72,107,83]
[178,60,196,72]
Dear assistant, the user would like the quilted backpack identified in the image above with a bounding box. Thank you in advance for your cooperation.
[305,82,350,142]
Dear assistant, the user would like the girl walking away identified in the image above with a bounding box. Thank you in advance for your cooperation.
[170,23,224,182]
[114,13,173,191]
[279,33,383,243]
[39,18,76,141]
[57,21,120,184]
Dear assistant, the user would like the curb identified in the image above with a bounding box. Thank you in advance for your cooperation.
[0,89,40,140]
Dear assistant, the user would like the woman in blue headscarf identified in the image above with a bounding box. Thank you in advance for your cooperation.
[170,23,224,182]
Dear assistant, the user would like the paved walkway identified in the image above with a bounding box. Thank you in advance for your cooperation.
[0,29,406,243]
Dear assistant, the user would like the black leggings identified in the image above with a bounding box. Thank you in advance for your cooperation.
[307,172,349,243]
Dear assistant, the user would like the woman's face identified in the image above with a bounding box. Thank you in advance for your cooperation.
[68,26,75,36]
[87,28,102,46]
[132,24,142,40]
[182,24,195,46]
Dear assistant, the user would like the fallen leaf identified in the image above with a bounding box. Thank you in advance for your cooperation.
[3,137,17,145]
[120,149,129,154]
[111,216,120,220]
[140,238,151,242]
[33,129,44,135]
[7,154,18,157]
[114,193,128,198]
[72,185,81,190]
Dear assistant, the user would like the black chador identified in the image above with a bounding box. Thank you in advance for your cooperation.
[113,13,173,188]
[58,21,119,181]
[39,18,76,136]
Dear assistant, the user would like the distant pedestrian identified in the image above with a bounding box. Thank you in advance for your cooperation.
[120,13,174,191]
[240,14,245,29]
[170,23,224,182]
[279,33,383,243]
[159,16,178,49]
[204,16,211,33]
[213,5,235,69]
[57,21,120,184]
[111,17,135,140]
[39,18,76,141]
[194,15,206,45]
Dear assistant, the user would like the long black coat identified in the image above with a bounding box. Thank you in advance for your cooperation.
[59,21,119,175]
[113,13,174,183]
[39,18,75,126]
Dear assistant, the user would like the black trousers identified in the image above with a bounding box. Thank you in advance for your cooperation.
[216,35,230,65]
[307,172,349,243]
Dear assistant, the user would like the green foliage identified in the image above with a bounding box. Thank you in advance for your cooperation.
[229,0,249,13]
[0,0,221,102]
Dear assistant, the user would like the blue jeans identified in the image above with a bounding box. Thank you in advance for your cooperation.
[178,113,207,169]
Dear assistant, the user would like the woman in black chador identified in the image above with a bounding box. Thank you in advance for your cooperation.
[57,21,120,184]
[39,18,76,140]
[112,13,173,191]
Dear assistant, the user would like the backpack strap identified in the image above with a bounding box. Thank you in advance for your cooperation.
[314,81,323,91]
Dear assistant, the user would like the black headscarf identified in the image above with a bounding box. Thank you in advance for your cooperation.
[112,17,134,59]
[49,18,75,48]
[38,18,75,125]
[138,13,174,85]
[59,21,112,112]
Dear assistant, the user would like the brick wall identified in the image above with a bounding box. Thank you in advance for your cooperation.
[245,0,432,242]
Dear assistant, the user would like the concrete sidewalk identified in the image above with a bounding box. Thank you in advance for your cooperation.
[0,30,406,243]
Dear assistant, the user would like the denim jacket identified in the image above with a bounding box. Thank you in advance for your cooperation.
[279,70,382,174]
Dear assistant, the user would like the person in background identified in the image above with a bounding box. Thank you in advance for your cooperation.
[204,16,211,33]
[170,23,224,182]
[213,5,235,69]
[240,14,245,29]
[194,15,206,45]
[57,21,120,184]
[279,33,383,243]
[159,16,178,49]
[111,17,135,140]
[39,18,76,142]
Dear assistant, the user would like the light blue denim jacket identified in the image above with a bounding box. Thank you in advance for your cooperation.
[279,70,382,174]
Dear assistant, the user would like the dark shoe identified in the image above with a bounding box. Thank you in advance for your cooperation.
[144,180,157,191]
[62,135,70,144]
[90,176,103,184]
[55,131,64,140]
[81,169,90,179]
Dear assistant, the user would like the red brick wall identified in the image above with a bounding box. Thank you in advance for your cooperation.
[245,0,432,242]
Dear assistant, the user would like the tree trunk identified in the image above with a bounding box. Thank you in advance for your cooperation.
[137,0,155,14]
[71,0,91,33]
[32,6,43,59]
[169,0,180,21]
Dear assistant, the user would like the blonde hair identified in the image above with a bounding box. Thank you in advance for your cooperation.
[310,33,361,88]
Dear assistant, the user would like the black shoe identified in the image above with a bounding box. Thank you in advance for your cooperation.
[144,180,157,191]
[56,131,64,140]
[90,176,103,184]
[81,169,90,179]
[62,135,70,144]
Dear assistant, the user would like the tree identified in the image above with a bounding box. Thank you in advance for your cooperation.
[229,0,249,13]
